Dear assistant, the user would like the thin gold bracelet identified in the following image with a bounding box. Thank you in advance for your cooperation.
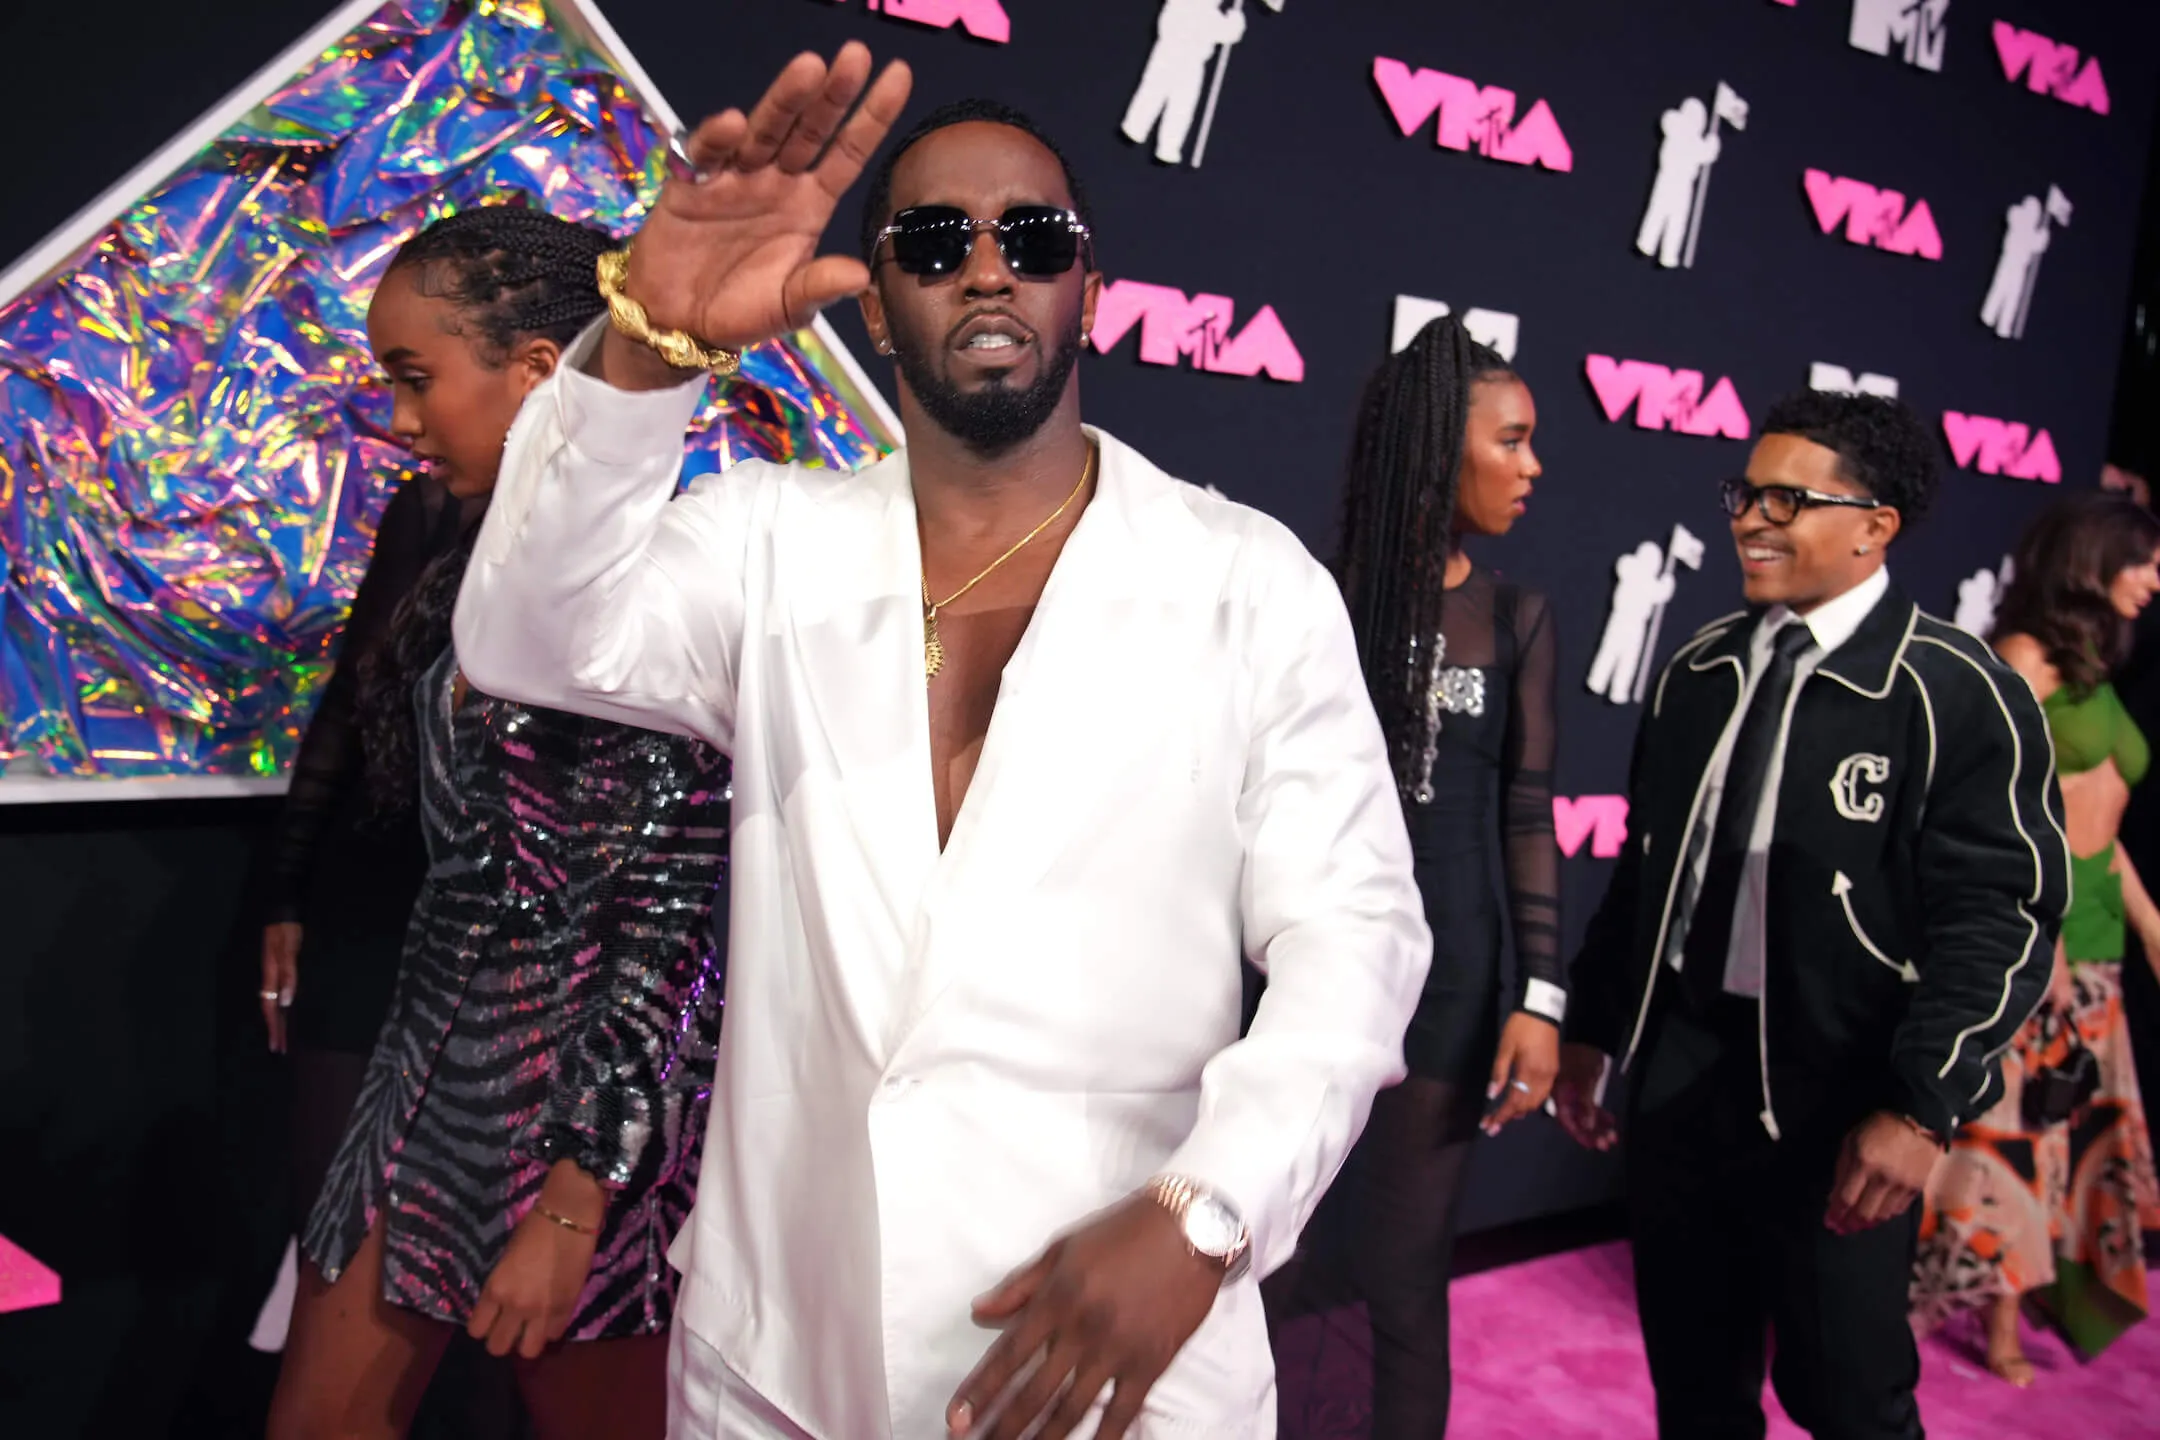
[534,1202,602,1237]
[594,249,741,375]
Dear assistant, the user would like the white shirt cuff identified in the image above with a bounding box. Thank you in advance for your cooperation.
[1521,978,1568,1025]
[555,316,712,467]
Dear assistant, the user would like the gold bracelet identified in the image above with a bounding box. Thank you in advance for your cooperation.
[594,249,741,375]
[534,1202,602,1237]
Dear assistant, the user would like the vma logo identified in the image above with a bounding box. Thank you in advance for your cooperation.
[1983,185,2071,340]
[1849,0,1950,73]
[1942,412,2061,484]
[1810,363,1899,399]
[1555,796,1630,859]
[1371,56,1573,172]
[1804,171,1943,259]
[1993,23,2110,114]
[1585,356,1750,440]
[1090,280,1304,381]
[1390,296,1519,361]
[819,0,1010,43]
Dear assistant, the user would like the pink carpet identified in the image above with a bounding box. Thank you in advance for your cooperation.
[1273,1243,2159,1439]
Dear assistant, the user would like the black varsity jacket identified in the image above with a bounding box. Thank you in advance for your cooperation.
[1566,585,2070,1141]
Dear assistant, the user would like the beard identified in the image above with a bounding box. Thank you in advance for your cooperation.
[888,307,1084,455]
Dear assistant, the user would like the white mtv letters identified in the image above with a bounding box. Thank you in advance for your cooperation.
[1983,187,2071,341]
[1637,83,1745,270]
[1849,0,1950,73]
[1809,363,1900,399]
[1588,525,1703,705]
[1121,0,1282,168]
[1390,295,1519,360]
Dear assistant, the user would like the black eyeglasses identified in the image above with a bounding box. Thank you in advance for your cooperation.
[1719,478,1885,527]
[872,205,1091,279]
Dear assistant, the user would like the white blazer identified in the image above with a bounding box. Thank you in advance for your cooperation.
[453,327,1430,1439]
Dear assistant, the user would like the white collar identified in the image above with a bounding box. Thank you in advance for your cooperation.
[1764,566,1889,657]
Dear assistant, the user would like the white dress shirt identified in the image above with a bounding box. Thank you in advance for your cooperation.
[451,323,1430,1439]
[1670,567,1890,996]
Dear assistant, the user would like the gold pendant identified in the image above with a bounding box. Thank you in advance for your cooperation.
[923,606,945,678]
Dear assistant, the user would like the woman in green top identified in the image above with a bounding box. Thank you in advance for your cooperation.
[1913,493,2160,1384]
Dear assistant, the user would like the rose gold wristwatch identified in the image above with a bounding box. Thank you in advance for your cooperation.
[1145,1174,1252,1282]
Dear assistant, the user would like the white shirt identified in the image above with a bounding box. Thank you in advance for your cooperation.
[1671,567,1890,995]
[451,324,1430,1440]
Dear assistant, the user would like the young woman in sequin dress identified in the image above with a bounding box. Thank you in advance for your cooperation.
[1264,315,1562,1437]
[266,208,730,1440]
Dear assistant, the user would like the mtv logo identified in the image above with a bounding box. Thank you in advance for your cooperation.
[1809,363,1899,399]
[827,0,1011,43]
[1942,411,2062,483]
[1554,795,1629,859]
[1390,296,1520,361]
[1585,355,1751,440]
[1804,171,1943,259]
[1090,279,1305,382]
[1993,23,2110,114]
[1849,0,1949,74]
[1372,57,1573,171]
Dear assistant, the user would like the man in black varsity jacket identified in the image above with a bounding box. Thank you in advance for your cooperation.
[1554,392,2068,1440]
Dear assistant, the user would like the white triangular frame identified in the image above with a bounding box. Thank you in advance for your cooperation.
[0,0,900,803]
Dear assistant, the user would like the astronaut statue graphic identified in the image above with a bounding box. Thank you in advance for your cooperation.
[1588,526,1703,705]
[1122,0,1282,168]
[1636,83,1748,270]
[1982,187,2072,341]
[1954,556,2014,638]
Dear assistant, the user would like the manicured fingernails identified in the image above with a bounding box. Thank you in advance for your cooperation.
[948,1400,973,1435]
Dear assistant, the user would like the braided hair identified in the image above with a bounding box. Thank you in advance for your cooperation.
[354,204,613,815]
[1334,315,1517,802]
[387,201,616,361]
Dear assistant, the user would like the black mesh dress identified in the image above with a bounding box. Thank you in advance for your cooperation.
[1271,565,1562,1439]
[266,479,476,1056]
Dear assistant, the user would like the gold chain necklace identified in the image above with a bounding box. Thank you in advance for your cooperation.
[920,444,1096,679]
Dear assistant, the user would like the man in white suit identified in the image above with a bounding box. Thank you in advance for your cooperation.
[453,44,1428,1440]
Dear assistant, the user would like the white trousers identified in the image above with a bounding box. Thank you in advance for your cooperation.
[666,1323,817,1440]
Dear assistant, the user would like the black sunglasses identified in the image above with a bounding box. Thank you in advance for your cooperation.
[872,205,1091,279]
[1720,478,1885,527]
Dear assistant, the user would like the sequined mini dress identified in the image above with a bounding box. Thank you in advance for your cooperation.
[303,646,729,1338]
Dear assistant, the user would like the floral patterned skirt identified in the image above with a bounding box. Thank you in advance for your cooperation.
[1911,961,2160,1357]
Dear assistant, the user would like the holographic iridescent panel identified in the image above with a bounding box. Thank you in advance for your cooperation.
[0,0,894,779]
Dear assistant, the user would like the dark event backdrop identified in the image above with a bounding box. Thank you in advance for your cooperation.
[2,1,2157,1433]
[632,0,2160,1224]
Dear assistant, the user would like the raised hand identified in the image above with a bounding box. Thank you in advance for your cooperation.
[614,43,911,370]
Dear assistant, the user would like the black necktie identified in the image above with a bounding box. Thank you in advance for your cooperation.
[1681,620,1818,1010]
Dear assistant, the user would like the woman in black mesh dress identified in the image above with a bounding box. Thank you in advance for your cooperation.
[1267,315,1563,1436]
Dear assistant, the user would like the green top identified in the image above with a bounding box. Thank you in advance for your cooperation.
[2045,680,2149,787]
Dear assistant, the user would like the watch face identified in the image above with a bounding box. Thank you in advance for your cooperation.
[1184,1195,1241,1257]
